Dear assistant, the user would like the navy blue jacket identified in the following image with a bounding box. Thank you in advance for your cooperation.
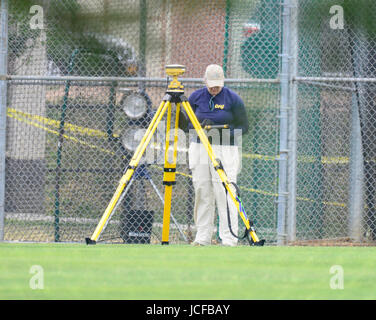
[187,87,249,145]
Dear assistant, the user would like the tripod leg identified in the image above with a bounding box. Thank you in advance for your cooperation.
[129,99,171,168]
[100,176,135,241]
[161,102,181,244]
[181,99,262,244]
[87,99,170,243]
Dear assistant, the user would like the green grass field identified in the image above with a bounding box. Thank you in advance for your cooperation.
[0,243,375,300]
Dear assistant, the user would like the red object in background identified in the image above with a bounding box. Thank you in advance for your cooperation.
[243,22,260,37]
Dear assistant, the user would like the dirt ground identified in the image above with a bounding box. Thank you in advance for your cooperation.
[288,237,376,247]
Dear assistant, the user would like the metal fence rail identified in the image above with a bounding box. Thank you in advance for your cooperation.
[1,0,376,245]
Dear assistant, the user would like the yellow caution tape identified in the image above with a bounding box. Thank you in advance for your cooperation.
[6,107,349,208]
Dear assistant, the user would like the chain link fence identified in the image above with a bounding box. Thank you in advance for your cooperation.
[1,0,376,245]
[292,0,376,244]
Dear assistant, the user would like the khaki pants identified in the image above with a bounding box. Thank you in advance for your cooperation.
[188,142,240,246]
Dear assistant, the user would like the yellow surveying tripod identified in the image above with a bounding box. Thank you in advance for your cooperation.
[85,65,265,246]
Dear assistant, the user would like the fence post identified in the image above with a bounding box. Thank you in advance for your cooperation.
[277,0,292,245]
[348,31,365,241]
[349,91,364,241]
[0,0,8,241]
[287,0,298,243]
[139,0,147,91]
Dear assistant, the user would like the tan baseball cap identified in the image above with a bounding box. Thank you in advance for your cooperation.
[204,64,224,88]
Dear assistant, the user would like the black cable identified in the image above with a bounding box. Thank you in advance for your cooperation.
[224,182,252,243]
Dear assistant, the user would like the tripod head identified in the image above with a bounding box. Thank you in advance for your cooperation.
[165,64,185,93]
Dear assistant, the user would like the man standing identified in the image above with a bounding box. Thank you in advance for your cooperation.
[188,64,249,246]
